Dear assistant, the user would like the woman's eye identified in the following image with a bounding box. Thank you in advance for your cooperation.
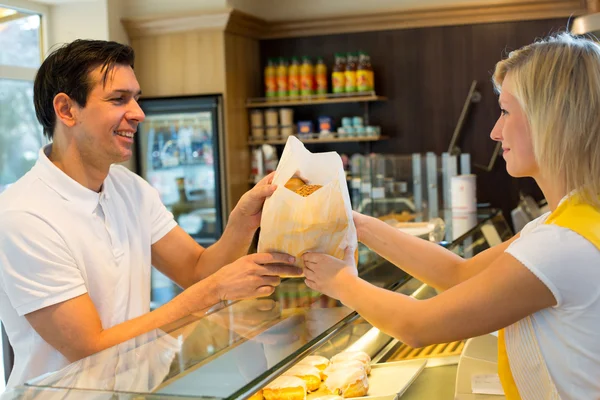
[500,108,508,116]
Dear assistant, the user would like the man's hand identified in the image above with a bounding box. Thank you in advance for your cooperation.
[229,172,276,232]
[303,247,358,300]
[199,252,302,303]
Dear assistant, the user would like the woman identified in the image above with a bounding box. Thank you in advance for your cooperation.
[303,33,600,399]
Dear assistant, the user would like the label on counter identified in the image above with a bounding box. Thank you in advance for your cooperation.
[372,187,385,199]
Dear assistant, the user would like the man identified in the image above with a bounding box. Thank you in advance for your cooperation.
[0,39,300,389]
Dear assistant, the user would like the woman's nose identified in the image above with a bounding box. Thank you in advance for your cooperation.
[490,118,503,142]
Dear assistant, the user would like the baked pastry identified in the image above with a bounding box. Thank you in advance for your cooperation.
[248,390,264,400]
[330,351,371,375]
[322,360,366,380]
[297,355,330,371]
[263,376,307,400]
[282,365,321,392]
[313,396,343,400]
[295,184,322,197]
[285,177,306,192]
[324,366,369,398]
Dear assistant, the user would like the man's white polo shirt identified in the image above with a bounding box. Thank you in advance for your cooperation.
[0,145,177,388]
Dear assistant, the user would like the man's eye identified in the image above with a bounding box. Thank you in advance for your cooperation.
[111,97,126,103]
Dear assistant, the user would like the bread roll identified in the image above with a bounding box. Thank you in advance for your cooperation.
[324,366,369,398]
[330,351,371,375]
[282,365,321,392]
[322,360,366,380]
[263,376,307,400]
[284,177,306,192]
[298,355,330,371]
[295,184,322,197]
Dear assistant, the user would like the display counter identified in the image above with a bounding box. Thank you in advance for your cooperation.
[4,209,512,400]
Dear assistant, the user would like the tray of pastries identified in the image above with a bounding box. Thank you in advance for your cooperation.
[249,351,426,400]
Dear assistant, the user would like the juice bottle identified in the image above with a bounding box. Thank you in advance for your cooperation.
[357,51,370,92]
[276,57,288,98]
[288,57,300,98]
[315,57,328,97]
[264,58,276,98]
[300,56,314,97]
[345,52,357,93]
[366,54,375,92]
[332,52,346,94]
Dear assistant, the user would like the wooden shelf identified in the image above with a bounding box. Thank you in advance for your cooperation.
[246,93,386,108]
[248,135,388,146]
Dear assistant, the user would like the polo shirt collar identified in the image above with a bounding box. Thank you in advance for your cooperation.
[35,144,107,214]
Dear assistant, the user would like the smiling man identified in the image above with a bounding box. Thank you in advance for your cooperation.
[0,39,300,389]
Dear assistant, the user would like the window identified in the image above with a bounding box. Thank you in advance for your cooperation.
[0,2,46,390]
[0,5,45,194]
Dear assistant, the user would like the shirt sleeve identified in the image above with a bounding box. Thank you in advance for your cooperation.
[505,223,600,309]
[0,211,87,316]
[135,173,177,245]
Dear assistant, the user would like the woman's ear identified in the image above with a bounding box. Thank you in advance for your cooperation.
[53,93,78,129]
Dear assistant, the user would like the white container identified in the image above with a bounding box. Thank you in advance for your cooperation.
[451,174,477,212]
[452,212,478,240]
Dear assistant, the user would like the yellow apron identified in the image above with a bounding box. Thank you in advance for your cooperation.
[498,197,600,399]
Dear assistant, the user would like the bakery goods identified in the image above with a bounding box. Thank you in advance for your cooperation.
[330,351,371,375]
[248,390,264,400]
[295,184,322,197]
[263,376,307,400]
[313,396,343,400]
[324,366,369,398]
[297,355,330,371]
[322,360,366,380]
[285,177,306,192]
[282,365,321,392]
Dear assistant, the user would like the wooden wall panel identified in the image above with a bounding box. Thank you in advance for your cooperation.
[131,30,225,97]
[259,18,565,224]
[223,32,261,214]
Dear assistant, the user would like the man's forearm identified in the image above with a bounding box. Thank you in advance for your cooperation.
[359,215,465,290]
[193,214,256,280]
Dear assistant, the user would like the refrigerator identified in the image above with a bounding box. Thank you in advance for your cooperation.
[136,95,226,308]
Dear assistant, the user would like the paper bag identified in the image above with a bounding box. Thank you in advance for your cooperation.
[258,136,357,268]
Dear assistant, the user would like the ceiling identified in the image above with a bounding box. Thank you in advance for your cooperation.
[28,0,519,21]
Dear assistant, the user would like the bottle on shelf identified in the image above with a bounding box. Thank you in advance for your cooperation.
[276,57,289,98]
[288,57,300,98]
[345,52,358,93]
[264,58,277,98]
[315,57,328,97]
[332,53,347,94]
[357,51,371,93]
[300,56,314,97]
[365,53,375,92]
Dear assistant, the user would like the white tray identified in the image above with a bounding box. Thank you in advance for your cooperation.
[307,359,427,400]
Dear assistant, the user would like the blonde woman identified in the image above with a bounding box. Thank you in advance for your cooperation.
[303,33,600,399]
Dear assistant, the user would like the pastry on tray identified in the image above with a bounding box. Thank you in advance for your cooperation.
[282,364,321,392]
[322,360,366,380]
[263,376,307,400]
[297,355,330,371]
[313,396,343,400]
[330,351,371,375]
[324,366,369,398]
[248,390,264,400]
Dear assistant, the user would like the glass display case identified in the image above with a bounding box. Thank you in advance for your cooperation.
[4,209,512,400]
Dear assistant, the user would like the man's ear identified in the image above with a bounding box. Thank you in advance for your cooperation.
[53,93,78,128]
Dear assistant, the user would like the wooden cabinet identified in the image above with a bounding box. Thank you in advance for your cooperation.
[123,11,262,216]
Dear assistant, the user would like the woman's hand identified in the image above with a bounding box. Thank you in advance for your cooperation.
[303,247,357,301]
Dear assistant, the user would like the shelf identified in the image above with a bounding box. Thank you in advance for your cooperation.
[248,135,388,146]
[246,92,386,108]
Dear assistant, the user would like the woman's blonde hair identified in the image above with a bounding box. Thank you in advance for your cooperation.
[493,33,600,209]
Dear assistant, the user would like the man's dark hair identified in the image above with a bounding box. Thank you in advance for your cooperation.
[33,39,135,139]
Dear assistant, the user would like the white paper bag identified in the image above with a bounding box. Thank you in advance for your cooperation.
[258,136,357,268]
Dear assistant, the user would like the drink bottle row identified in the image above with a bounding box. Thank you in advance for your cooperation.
[264,52,376,98]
